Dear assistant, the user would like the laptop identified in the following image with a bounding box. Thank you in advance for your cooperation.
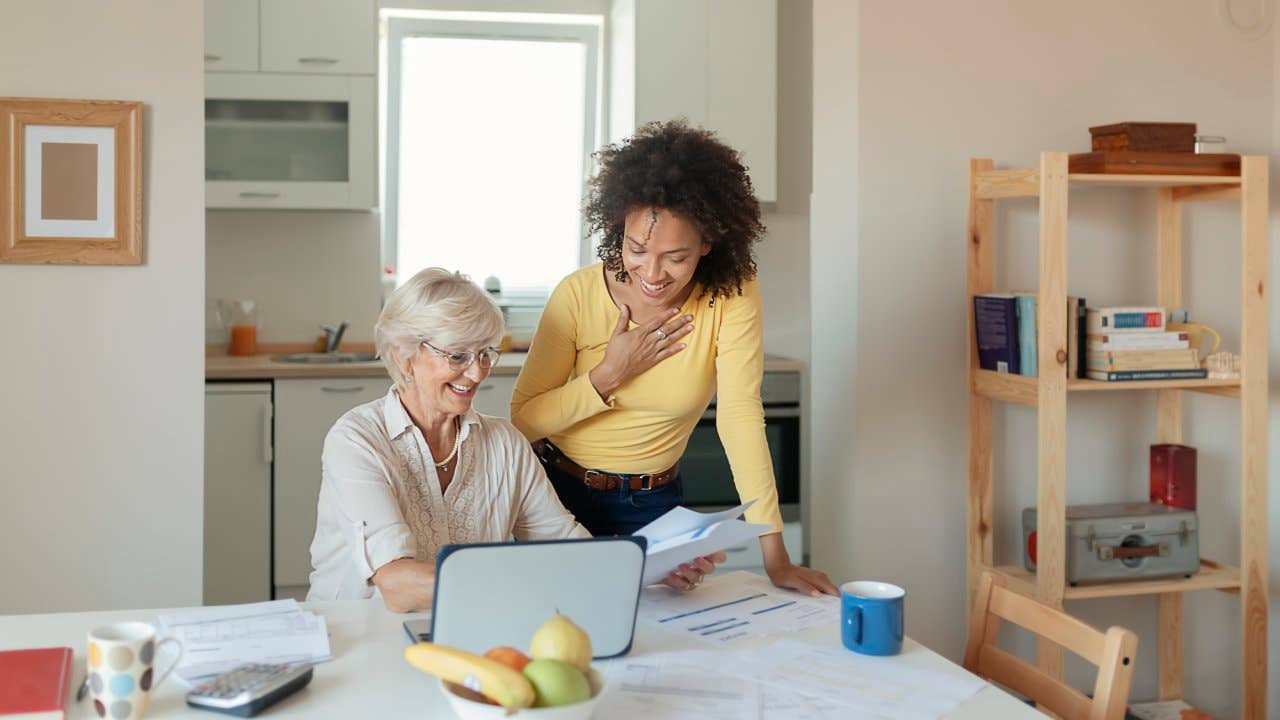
[428,537,647,658]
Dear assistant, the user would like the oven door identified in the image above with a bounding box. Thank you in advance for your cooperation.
[678,405,800,520]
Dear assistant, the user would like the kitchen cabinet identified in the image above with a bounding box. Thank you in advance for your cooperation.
[617,0,777,202]
[260,0,376,75]
[204,383,273,605]
[203,0,374,76]
[204,0,259,73]
[273,378,387,600]
[205,73,376,209]
[472,374,517,419]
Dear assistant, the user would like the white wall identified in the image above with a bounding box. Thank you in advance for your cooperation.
[812,1,1279,716]
[0,1,205,613]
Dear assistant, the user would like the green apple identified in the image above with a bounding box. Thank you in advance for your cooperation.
[522,659,590,707]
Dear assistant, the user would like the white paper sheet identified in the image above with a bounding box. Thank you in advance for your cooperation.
[638,571,839,645]
[729,639,987,720]
[157,600,333,684]
[635,502,773,584]
[598,650,761,720]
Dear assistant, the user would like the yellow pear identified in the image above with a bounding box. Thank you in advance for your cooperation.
[529,612,592,672]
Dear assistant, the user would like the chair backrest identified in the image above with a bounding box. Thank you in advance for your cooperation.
[962,571,1138,720]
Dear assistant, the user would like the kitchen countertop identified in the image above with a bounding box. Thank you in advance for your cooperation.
[206,351,804,379]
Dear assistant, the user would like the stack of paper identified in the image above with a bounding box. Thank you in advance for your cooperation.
[635,501,772,585]
[618,573,988,719]
[156,600,332,684]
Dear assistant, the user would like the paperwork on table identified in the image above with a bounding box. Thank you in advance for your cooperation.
[638,570,839,645]
[156,600,332,684]
[634,501,773,585]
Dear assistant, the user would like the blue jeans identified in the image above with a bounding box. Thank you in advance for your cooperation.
[543,461,683,537]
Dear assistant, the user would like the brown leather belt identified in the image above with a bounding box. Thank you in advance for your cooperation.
[532,439,679,492]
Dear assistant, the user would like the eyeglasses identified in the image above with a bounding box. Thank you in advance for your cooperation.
[421,339,501,371]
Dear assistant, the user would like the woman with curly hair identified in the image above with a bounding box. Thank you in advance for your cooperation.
[511,120,836,596]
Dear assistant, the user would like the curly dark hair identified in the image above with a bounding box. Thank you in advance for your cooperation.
[585,119,764,304]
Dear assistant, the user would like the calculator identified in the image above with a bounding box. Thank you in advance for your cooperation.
[186,663,314,717]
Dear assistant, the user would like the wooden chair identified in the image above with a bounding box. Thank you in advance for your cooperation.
[963,571,1139,720]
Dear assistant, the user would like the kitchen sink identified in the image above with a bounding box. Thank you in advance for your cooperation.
[274,352,380,364]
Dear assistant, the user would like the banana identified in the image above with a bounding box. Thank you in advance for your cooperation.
[403,642,535,708]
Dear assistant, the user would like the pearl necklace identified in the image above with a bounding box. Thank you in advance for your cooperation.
[434,416,462,472]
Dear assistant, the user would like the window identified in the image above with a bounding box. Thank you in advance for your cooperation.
[383,14,602,296]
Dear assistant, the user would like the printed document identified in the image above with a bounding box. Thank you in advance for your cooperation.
[157,600,332,684]
[598,650,761,720]
[729,638,986,719]
[635,501,772,585]
[638,571,839,645]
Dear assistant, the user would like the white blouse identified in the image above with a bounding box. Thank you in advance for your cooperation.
[307,387,590,601]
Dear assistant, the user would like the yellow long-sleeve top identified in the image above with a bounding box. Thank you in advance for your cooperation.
[510,263,783,533]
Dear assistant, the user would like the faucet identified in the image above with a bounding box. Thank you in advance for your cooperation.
[322,321,348,353]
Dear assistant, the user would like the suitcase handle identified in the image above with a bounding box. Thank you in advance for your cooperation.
[1095,542,1169,561]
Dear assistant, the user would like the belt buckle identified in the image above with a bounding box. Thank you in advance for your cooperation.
[583,469,604,488]
[637,474,654,491]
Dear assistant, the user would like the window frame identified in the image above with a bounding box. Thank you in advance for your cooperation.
[382,15,602,297]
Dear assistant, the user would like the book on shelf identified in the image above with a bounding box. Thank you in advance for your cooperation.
[1068,296,1086,378]
[0,646,73,720]
[1085,368,1208,382]
[1087,331,1189,351]
[1014,293,1037,377]
[1085,348,1200,371]
[974,293,1019,374]
[1085,306,1165,333]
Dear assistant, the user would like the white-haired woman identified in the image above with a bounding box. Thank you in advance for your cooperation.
[308,268,719,612]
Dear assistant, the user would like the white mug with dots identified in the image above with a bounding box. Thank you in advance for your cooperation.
[86,622,182,720]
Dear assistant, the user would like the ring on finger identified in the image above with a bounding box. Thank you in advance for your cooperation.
[654,328,668,341]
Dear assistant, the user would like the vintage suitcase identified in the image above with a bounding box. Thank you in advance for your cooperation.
[1022,502,1198,584]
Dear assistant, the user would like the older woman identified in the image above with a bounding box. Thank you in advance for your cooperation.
[308,268,718,612]
[512,120,837,597]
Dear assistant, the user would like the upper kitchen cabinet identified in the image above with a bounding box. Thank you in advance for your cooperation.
[260,0,376,75]
[205,0,259,72]
[204,0,374,75]
[612,0,777,202]
[206,73,375,209]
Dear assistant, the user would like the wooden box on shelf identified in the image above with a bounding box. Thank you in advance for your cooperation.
[1089,122,1196,152]
[1069,151,1240,176]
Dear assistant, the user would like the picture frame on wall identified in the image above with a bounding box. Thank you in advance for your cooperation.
[0,97,143,265]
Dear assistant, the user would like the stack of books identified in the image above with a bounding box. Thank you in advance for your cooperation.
[1085,307,1206,381]
[973,293,1087,378]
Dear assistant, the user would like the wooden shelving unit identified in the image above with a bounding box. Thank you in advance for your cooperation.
[966,153,1269,718]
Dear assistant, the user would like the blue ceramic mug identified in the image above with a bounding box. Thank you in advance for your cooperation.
[841,580,905,656]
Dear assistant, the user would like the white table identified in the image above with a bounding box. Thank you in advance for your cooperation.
[0,598,1039,718]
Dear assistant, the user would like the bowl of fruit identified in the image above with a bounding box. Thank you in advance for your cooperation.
[406,612,608,719]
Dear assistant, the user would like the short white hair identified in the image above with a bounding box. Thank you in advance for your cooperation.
[375,268,504,387]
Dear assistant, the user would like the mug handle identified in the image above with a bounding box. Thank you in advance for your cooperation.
[152,637,184,690]
[845,606,862,646]
[1203,325,1221,356]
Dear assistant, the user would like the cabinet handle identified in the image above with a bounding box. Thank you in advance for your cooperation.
[321,386,365,393]
[261,400,274,464]
[479,384,494,391]
[239,192,281,199]
[204,53,222,62]
[298,57,339,64]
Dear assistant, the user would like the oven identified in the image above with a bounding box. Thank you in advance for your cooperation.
[678,369,802,522]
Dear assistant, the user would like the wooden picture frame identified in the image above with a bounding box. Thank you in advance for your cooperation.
[0,97,143,265]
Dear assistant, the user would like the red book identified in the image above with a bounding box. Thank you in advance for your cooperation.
[0,647,74,719]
